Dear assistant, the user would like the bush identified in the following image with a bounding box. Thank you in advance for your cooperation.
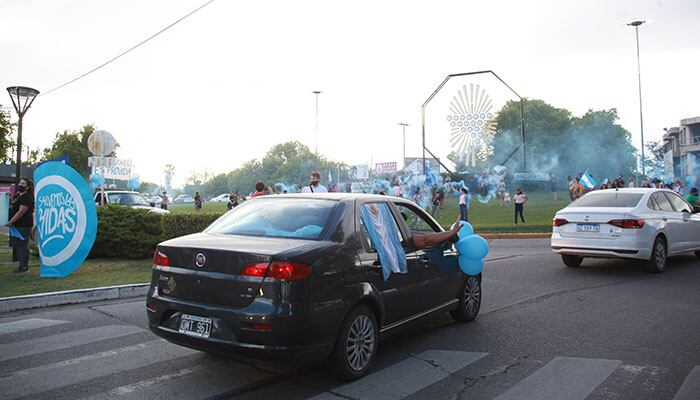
[90,206,164,259]
[89,207,225,259]
[162,213,223,241]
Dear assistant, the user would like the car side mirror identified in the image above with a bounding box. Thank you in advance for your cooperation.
[693,205,700,214]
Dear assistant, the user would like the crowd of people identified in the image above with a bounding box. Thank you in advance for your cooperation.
[566,173,699,206]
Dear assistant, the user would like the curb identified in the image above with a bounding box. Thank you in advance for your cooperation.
[0,283,149,314]
[481,233,551,239]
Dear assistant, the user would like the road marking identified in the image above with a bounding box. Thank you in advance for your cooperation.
[674,366,700,400]
[0,324,143,361]
[80,358,273,400]
[1,339,198,399]
[0,318,68,335]
[493,357,621,400]
[306,350,488,400]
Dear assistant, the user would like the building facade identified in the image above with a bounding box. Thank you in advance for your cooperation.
[663,116,700,180]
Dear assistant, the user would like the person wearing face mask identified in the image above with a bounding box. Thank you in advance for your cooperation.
[5,178,35,273]
[302,171,328,193]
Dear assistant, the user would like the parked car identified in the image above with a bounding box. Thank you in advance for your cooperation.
[147,193,480,380]
[209,193,230,203]
[94,191,169,215]
[551,188,700,272]
[173,194,195,204]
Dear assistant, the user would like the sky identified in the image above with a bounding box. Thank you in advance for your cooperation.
[1,0,699,187]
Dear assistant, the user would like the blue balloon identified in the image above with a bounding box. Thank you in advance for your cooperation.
[455,235,489,260]
[458,222,474,239]
[459,256,483,275]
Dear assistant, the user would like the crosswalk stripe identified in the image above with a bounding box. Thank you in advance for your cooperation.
[493,357,621,400]
[0,324,143,361]
[673,366,700,400]
[0,318,68,335]
[80,358,273,400]
[306,350,488,400]
[1,339,198,399]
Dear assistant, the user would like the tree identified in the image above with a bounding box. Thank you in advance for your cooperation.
[643,140,665,175]
[164,164,175,190]
[42,124,115,177]
[0,106,15,163]
[488,100,637,179]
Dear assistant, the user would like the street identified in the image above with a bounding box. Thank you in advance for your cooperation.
[1,238,699,400]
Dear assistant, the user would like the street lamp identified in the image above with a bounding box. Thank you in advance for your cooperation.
[312,90,322,155]
[397,123,409,170]
[6,86,40,189]
[627,20,646,176]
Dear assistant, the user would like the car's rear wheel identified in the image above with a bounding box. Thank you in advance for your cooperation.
[330,305,378,381]
[646,236,667,273]
[561,255,583,268]
[450,275,481,322]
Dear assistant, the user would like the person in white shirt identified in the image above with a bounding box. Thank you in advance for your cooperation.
[302,171,328,193]
[458,187,470,222]
[514,187,528,225]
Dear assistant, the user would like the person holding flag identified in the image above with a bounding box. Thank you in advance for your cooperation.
[579,169,597,191]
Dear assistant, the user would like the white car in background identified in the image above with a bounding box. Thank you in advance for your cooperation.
[551,188,700,273]
[209,193,230,202]
[94,191,170,215]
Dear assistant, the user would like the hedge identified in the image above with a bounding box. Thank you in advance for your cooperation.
[89,206,224,259]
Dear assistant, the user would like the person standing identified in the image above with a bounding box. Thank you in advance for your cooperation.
[412,187,422,205]
[5,178,35,273]
[514,188,527,225]
[194,192,202,211]
[251,182,266,197]
[684,187,699,206]
[549,173,558,201]
[302,171,328,193]
[227,193,239,210]
[459,187,470,222]
[566,175,575,201]
[160,191,169,210]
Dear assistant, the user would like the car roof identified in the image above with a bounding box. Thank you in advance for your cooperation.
[251,193,410,202]
[583,188,676,195]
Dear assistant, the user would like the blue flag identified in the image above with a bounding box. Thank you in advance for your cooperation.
[9,226,25,241]
[360,203,407,281]
[580,169,597,190]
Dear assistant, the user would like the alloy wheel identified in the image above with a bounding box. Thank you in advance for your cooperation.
[346,315,375,371]
[465,276,481,316]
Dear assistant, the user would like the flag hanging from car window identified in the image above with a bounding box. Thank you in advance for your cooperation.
[360,203,407,281]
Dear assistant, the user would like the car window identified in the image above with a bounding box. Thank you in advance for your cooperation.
[394,203,440,234]
[652,192,675,212]
[205,198,335,240]
[663,192,692,213]
[647,196,659,211]
[570,192,644,207]
[359,202,404,253]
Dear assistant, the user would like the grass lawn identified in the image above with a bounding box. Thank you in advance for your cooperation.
[0,236,152,298]
[170,191,570,233]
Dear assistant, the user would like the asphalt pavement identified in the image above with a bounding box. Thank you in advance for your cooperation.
[1,238,699,400]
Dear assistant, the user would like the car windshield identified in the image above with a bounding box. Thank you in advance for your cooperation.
[205,198,336,240]
[570,192,644,208]
[108,193,150,206]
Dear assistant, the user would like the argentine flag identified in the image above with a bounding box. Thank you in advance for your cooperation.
[580,169,597,189]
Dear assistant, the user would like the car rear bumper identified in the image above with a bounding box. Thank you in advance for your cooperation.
[551,233,650,260]
[146,290,336,361]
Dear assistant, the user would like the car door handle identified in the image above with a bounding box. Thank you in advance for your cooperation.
[421,257,431,265]
[372,260,382,267]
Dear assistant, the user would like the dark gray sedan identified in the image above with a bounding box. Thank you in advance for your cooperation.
[147,193,481,380]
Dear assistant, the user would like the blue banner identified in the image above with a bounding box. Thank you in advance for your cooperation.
[360,203,407,281]
[34,162,98,278]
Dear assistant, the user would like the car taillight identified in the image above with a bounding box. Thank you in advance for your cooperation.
[153,250,169,266]
[553,218,569,227]
[240,261,311,281]
[608,219,645,229]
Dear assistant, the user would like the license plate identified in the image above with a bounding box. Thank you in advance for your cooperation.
[178,314,211,339]
[576,223,600,233]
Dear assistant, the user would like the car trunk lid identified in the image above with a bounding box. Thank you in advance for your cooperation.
[154,233,316,308]
[555,207,636,239]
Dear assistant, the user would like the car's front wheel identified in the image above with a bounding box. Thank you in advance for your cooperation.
[561,255,583,268]
[450,275,481,322]
[646,236,667,273]
[330,305,378,381]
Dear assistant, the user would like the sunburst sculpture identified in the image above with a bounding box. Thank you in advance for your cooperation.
[446,83,497,167]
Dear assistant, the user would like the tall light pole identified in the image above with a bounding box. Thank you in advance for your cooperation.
[6,86,40,190]
[312,90,322,155]
[397,123,409,170]
[628,20,646,176]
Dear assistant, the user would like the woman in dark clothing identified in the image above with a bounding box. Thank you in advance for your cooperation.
[6,178,35,273]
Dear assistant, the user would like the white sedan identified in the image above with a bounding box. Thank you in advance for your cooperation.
[551,188,700,273]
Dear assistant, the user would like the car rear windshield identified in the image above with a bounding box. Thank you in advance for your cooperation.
[570,192,644,208]
[205,198,336,240]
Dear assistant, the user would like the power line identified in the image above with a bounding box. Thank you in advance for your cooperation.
[41,0,216,97]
